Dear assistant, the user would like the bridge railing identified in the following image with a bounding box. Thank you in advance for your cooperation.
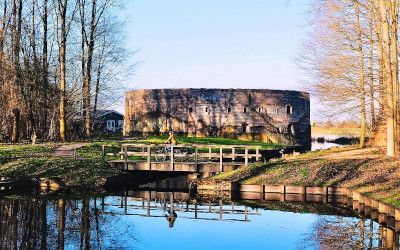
[120,144,260,164]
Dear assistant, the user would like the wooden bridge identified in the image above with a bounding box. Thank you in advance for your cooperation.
[107,143,267,175]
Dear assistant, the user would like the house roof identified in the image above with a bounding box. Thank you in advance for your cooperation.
[96,110,124,118]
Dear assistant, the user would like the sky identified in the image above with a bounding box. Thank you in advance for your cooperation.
[121,0,313,115]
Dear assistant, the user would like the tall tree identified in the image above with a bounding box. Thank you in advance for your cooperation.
[10,0,22,143]
[355,0,367,148]
[378,0,396,156]
[58,0,68,142]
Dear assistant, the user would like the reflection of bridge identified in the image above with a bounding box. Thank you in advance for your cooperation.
[99,191,260,222]
[107,144,268,175]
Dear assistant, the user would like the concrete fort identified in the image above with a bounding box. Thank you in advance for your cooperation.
[124,88,311,149]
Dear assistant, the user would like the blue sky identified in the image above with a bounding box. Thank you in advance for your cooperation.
[119,1,315,117]
[125,0,310,90]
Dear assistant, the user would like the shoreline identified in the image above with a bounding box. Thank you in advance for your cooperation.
[2,143,399,211]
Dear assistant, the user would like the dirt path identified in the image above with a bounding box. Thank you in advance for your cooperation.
[52,143,88,158]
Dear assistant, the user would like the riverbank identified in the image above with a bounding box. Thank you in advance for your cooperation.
[0,137,280,189]
[211,146,400,208]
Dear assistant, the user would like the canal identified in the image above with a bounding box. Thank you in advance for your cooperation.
[0,185,398,249]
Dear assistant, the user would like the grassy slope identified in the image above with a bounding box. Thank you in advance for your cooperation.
[0,158,118,187]
[0,144,119,187]
[213,146,400,208]
[0,136,280,188]
[0,144,54,163]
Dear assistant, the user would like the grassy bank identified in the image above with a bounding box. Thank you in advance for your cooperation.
[0,144,120,188]
[0,144,54,164]
[0,158,118,187]
[0,136,281,188]
[213,146,400,208]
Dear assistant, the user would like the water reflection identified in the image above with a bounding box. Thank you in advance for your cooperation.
[0,191,399,249]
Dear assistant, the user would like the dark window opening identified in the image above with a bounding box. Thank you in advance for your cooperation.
[242,123,248,133]
[227,107,232,113]
[205,107,209,113]
[188,107,193,113]
[286,105,293,115]
[258,107,263,113]
[244,107,247,113]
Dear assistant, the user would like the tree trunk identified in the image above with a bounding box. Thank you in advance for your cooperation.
[82,0,97,138]
[0,0,6,74]
[379,0,396,157]
[355,0,366,148]
[11,108,20,142]
[42,0,49,140]
[369,2,376,128]
[58,0,68,142]
[376,2,385,117]
[10,0,22,143]
[390,0,399,153]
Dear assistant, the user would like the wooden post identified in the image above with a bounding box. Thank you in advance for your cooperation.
[195,146,199,172]
[209,147,212,160]
[195,202,198,219]
[232,147,236,161]
[219,199,223,221]
[219,147,223,172]
[73,148,77,160]
[245,147,248,166]
[124,191,128,215]
[101,145,105,161]
[170,145,174,171]
[169,193,174,215]
[124,146,128,171]
[147,145,151,170]
[245,206,248,221]
[147,196,151,216]
[256,147,260,162]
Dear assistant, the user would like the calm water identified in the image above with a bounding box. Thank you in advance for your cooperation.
[311,141,344,151]
[0,190,398,249]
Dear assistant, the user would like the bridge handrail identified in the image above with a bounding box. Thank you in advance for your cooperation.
[119,143,265,149]
[103,142,268,171]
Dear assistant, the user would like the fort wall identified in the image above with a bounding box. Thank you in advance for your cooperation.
[124,88,311,148]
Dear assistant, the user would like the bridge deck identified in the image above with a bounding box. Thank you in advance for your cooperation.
[108,160,244,173]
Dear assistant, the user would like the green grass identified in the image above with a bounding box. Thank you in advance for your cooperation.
[0,144,55,164]
[135,135,282,148]
[0,157,119,187]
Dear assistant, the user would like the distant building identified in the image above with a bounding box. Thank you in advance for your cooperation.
[124,88,311,148]
[94,110,124,133]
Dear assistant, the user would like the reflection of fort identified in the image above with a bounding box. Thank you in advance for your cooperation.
[124,89,311,148]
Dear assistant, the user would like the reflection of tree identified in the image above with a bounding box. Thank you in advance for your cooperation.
[0,196,138,249]
[300,216,363,249]
[300,215,399,249]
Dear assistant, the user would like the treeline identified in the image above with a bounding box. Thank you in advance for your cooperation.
[0,0,130,143]
[300,0,400,156]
